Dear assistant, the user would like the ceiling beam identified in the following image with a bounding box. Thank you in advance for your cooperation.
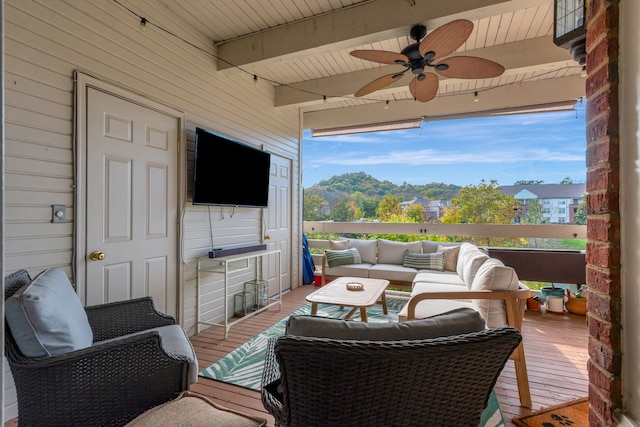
[275,36,574,107]
[303,74,585,130]
[215,0,551,71]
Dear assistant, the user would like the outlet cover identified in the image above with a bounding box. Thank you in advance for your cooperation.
[52,205,66,223]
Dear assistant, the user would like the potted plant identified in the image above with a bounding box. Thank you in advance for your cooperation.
[565,285,588,315]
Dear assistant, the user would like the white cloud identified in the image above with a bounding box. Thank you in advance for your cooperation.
[313,148,584,166]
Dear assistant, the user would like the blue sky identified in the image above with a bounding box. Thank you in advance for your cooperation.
[302,101,586,189]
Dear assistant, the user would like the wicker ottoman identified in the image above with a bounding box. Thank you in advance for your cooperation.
[125,391,267,427]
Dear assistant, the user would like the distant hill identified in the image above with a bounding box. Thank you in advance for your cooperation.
[305,172,461,202]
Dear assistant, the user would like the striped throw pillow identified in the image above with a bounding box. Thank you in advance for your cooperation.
[325,248,362,268]
[403,251,444,271]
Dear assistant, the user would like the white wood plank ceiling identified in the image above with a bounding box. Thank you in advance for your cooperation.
[148,0,585,129]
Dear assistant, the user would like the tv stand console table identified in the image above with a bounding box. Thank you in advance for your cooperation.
[196,249,282,338]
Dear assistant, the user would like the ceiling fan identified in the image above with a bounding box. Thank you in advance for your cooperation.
[350,19,505,102]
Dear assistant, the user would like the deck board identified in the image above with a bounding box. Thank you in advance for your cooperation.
[189,285,589,427]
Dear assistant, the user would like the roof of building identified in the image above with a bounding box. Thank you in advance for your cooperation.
[400,198,430,207]
[500,183,586,199]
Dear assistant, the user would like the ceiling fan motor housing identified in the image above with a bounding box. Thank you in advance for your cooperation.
[401,43,426,74]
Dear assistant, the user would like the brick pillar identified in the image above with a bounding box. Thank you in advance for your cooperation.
[584,0,621,425]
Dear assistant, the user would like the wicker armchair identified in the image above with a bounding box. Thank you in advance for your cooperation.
[262,315,521,427]
[4,269,193,427]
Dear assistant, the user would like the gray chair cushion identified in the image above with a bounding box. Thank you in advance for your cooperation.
[285,307,485,341]
[5,268,93,357]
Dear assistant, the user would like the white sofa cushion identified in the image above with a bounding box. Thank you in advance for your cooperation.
[5,268,94,357]
[324,263,373,278]
[422,240,460,253]
[456,243,489,287]
[377,239,422,264]
[471,258,519,291]
[369,264,418,282]
[410,282,473,297]
[329,240,350,249]
[346,238,378,264]
[397,282,475,322]
[413,270,467,287]
[470,258,520,328]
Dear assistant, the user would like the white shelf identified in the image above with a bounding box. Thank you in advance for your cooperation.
[196,249,282,338]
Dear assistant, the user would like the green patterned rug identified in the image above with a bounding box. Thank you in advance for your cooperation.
[199,296,506,427]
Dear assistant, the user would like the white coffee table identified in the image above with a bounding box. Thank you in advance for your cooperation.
[305,276,389,322]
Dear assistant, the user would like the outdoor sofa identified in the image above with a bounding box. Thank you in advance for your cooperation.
[321,238,532,407]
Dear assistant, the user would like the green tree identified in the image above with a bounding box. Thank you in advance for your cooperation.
[330,196,351,221]
[376,194,402,221]
[521,199,545,224]
[574,194,587,225]
[351,191,366,213]
[440,180,518,246]
[303,193,329,221]
[362,196,380,218]
[404,204,425,222]
[346,200,363,221]
[560,177,574,184]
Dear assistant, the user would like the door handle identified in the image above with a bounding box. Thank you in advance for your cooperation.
[90,251,106,261]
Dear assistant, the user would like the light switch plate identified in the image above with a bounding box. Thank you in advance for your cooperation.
[52,205,66,223]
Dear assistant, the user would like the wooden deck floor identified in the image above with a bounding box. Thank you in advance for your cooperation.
[2,285,587,426]
[190,284,589,427]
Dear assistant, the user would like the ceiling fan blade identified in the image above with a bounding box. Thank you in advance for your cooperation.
[436,56,506,79]
[350,50,409,65]
[354,73,404,97]
[409,73,439,102]
[419,19,474,59]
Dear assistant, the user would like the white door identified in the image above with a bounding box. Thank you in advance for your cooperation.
[85,88,179,316]
[265,154,292,294]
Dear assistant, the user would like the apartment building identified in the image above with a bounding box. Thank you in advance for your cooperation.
[500,184,586,224]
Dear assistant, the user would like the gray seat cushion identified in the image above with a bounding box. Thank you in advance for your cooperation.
[285,307,485,341]
[5,268,93,357]
[324,263,373,278]
[369,264,417,282]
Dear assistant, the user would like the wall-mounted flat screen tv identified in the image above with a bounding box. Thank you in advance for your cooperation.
[192,127,271,208]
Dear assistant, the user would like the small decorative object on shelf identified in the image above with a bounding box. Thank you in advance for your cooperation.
[234,291,256,317]
[345,282,364,291]
[244,280,268,308]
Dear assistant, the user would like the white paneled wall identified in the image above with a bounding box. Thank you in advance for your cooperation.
[3,0,301,421]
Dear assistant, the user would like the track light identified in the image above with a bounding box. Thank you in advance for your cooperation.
[473,91,479,102]
[253,75,258,85]
[323,95,327,104]
[384,100,390,110]
[139,17,147,31]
